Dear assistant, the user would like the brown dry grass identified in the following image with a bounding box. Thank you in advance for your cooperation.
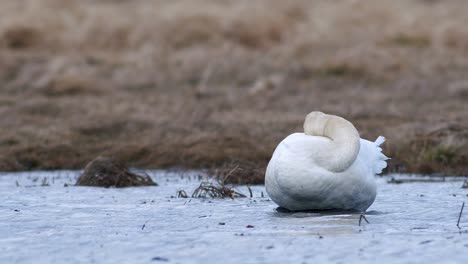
[76,156,156,188]
[0,0,467,182]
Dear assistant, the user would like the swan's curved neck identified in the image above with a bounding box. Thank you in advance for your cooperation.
[303,112,360,172]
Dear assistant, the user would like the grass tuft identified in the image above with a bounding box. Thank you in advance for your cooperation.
[76,156,157,188]
[192,181,246,199]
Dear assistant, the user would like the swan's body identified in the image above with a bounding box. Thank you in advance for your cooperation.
[265,112,388,211]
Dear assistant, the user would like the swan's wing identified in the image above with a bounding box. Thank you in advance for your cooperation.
[359,136,389,175]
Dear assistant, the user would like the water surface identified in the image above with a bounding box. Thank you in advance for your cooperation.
[1,171,467,264]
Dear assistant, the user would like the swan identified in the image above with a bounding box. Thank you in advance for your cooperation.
[265,111,388,212]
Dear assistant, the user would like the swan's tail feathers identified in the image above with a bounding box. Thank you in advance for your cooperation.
[375,136,386,146]
[373,136,389,174]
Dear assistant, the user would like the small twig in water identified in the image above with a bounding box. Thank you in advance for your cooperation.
[141,219,150,230]
[462,180,468,189]
[41,177,50,187]
[177,190,188,198]
[359,214,370,226]
[457,202,465,229]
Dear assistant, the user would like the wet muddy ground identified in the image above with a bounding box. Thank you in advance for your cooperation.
[1,171,467,263]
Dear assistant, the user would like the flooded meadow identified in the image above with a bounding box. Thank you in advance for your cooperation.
[1,171,467,264]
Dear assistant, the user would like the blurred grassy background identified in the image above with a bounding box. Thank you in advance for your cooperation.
[0,0,467,182]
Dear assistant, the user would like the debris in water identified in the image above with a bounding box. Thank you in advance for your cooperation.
[457,202,465,229]
[41,177,50,186]
[76,156,157,188]
[192,181,246,199]
[176,190,188,198]
[419,240,433,244]
[141,220,150,230]
[151,256,169,262]
[462,181,468,189]
[411,227,428,230]
[359,214,370,226]
[246,225,254,228]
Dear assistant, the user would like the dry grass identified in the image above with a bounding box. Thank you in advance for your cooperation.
[192,181,246,199]
[0,0,467,182]
[76,156,157,188]
[191,165,249,198]
[176,190,189,198]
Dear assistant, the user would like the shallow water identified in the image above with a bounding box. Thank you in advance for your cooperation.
[1,171,467,264]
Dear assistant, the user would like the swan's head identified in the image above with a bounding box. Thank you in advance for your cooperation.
[304,111,330,136]
[303,111,359,139]
[302,111,361,172]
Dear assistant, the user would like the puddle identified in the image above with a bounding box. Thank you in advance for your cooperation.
[1,171,467,263]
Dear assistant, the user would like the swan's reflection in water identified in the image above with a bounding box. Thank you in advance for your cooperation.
[263,208,389,236]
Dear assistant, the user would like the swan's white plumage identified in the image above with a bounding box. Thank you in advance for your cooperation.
[265,112,388,211]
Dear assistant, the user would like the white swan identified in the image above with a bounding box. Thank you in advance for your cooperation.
[265,111,388,212]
